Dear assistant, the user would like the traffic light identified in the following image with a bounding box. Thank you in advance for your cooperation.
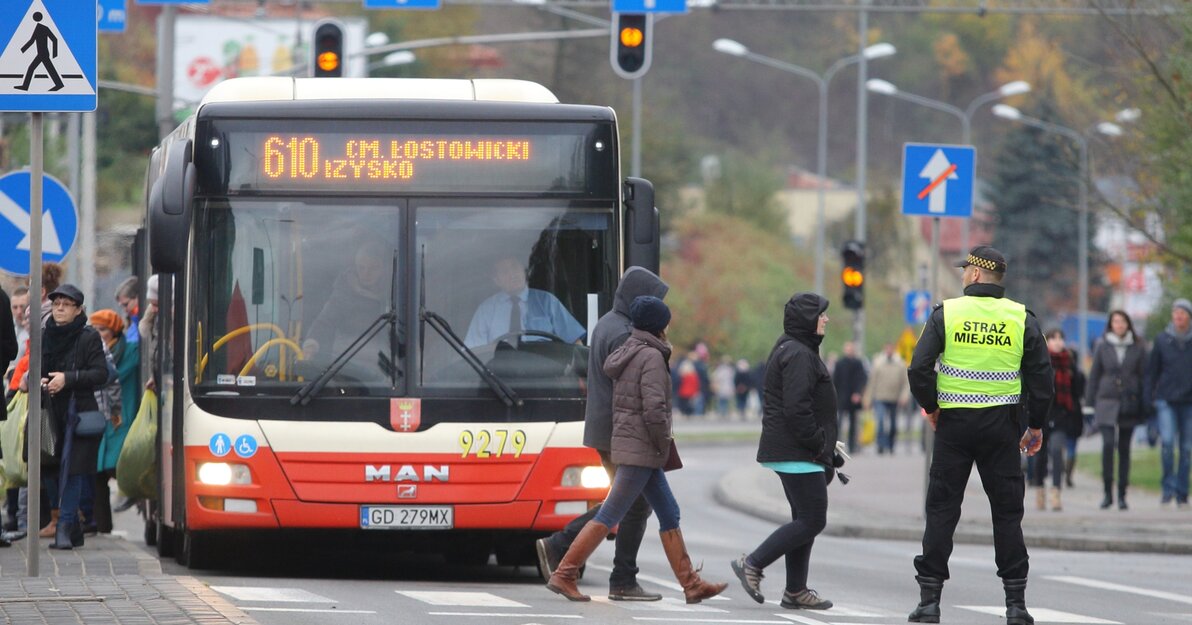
[610,13,653,80]
[312,20,345,78]
[841,240,865,310]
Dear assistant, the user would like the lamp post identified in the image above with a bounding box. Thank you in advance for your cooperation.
[991,104,1125,359]
[712,39,896,295]
[959,81,1032,253]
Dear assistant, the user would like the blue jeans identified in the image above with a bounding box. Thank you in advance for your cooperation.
[43,473,85,526]
[1156,400,1192,503]
[875,401,898,453]
[594,465,681,532]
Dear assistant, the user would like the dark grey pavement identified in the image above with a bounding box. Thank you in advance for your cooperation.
[678,418,1192,554]
[0,531,258,624]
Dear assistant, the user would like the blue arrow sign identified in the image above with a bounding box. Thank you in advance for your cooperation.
[613,0,686,13]
[98,0,126,33]
[901,143,975,218]
[0,171,77,276]
[904,290,932,325]
[0,0,97,112]
[135,0,208,5]
[364,0,441,9]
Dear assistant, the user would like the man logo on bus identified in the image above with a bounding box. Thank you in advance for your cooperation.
[391,398,421,432]
[365,465,449,482]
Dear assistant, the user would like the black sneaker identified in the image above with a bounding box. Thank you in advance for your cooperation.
[608,584,663,601]
[535,538,560,583]
[731,555,765,604]
[780,588,833,610]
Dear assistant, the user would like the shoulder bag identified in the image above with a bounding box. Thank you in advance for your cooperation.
[71,395,107,438]
[1117,377,1141,421]
[39,394,57,464]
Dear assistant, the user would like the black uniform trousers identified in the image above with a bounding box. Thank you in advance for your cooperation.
[915,404,1029,581]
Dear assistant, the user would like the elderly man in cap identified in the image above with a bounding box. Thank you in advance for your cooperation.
[1146,297,1192,508]
[905,246,1054,625]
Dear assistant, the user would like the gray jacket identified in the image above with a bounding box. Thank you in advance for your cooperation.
[1087,334,1148,428]
[582,267,669,452]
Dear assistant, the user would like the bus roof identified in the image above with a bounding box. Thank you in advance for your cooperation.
[200,78,559,106]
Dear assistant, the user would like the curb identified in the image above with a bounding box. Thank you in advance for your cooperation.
[713,468,1192,555]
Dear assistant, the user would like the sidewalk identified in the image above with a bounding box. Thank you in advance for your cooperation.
[0,533,258,624]
[682,418,1192,554]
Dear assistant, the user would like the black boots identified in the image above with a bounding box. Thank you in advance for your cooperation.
[907,575,943,623]
[49,521,83,550]
[1100,480,1113,509]
[1004,578,1034,625]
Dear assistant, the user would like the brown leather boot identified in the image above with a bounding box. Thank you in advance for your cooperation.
[39,510,59,538]
[546,521,609,602]
[659,528,728,604]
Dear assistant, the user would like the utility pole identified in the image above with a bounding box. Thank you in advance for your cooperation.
[82,113,97,308]
[853,0,869,351]
[157,7,177,141]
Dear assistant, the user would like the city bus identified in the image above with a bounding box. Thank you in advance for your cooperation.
[139,77,660,568]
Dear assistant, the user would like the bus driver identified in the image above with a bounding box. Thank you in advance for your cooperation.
[465,256,585,348]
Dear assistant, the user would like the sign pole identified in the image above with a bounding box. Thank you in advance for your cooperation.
[27,111,43,578]
[923,216,939,508]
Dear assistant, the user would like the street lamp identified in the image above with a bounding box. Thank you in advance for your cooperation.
[367,50,417,74]
[957,80,1031,252]
[712,38,896,295]
[991,103,1132,357]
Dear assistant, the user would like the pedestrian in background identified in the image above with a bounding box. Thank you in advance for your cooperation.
[906,247,1053,625]
[713,356,736,418]
[1032,329,1084,512]
[114,277,141,344]
[0,285,17,548]
[88,310,140,533]
[1146,298,1192,509]
[734,359,754,418]
[1087,310,1147,510]
[536,267,669,602]
[867,343,909,455]
[546,296,727,604]
[833,341,867,454]
[731,292,840,611]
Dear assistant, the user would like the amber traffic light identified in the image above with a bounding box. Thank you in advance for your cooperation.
[610,13,653,80]
[312,21,344,78]
[841,240,865,310]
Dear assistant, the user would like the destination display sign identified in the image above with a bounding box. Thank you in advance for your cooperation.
[207,120,614,195]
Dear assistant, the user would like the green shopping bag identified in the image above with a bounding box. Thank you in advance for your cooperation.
[116,389,158,500]
[1,391,29,489]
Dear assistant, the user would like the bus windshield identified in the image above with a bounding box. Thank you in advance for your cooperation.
[416,203,615,397]
[192,198,403,396]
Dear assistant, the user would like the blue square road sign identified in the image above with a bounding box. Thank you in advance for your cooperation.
[98,0,126,33]
[0,0,97,112]
[364,0,442,9]
[612,0,687,14]
[901,143,975,218]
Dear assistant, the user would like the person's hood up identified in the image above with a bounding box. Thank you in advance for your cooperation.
[783,292,829,338]
[603,329,672,380]
[613,267,669,315]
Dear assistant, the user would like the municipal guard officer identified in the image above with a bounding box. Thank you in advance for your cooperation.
[906,246,1054,625]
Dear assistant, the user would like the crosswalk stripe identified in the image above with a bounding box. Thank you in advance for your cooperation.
[428,612,581,619]
[592,596,728,612]
[210,586,335,603]
[241,608,376,614]
[1047,575,1192,606]
[398,591,528,607]
[956,605,1122,624]
[633,619,790,624]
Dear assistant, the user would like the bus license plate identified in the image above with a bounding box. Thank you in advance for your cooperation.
[360,506,453,530]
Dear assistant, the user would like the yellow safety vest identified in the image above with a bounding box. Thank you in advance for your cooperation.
[937,296,1026,408]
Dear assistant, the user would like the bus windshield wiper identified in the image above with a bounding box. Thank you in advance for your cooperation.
[290,311,396,406]
[292,251,402,406]
[421,309,523,409]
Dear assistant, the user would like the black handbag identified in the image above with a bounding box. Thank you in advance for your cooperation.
[39,401,57,464]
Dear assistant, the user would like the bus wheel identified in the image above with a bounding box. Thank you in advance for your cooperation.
[144,516,157,546]
[156,514,175,558]
[176,530,209,569]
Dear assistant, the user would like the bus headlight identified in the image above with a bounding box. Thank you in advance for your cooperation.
[197,462,252,486]
[561,466,610,489]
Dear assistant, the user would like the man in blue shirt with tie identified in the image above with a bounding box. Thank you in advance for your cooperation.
[465,257,585,347]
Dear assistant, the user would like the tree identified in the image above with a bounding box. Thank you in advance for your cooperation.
[701,148,787,233]
[987,101,1086,317]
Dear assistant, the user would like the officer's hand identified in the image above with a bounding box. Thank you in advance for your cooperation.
[1019,427,1043,456]
[922,408,940,431]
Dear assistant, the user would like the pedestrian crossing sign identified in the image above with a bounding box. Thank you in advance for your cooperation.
[0,0,96,112]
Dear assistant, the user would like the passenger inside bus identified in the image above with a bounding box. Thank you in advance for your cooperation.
[302,236,395,363]
[464,256,585,348]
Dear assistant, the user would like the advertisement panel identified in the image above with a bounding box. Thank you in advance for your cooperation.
[173,15,367,111]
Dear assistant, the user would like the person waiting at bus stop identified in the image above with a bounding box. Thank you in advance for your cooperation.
[38,285,110,550]
[905,246,1053,625]
[546,295,727,604]
[536,267,669,601]
[465,256,585,348]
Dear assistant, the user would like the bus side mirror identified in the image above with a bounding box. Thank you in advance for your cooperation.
[623,177,659,274]
[150,139,195,274]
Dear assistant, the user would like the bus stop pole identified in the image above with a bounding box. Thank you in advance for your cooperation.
[27,111,44,578]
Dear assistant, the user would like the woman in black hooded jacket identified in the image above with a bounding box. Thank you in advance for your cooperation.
[731,292,839,611]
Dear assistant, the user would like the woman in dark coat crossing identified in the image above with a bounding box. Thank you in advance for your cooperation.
[732,292,840,611]
[1086,310,1148,510]
[40,284,109,549]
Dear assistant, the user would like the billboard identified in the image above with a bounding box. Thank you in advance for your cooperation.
[172,15,367,111]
